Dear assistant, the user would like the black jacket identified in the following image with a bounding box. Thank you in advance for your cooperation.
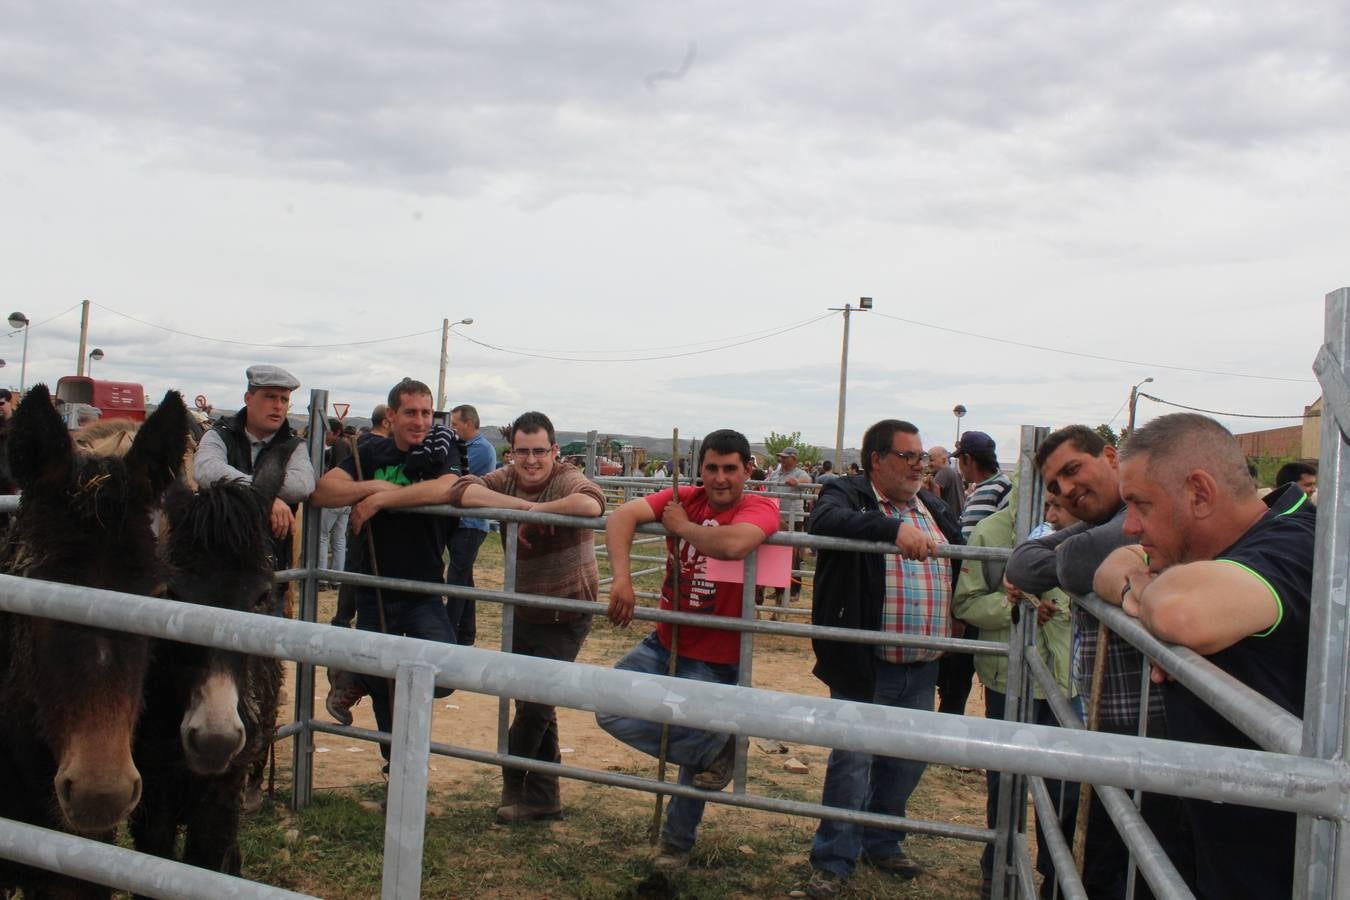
[808,473,965,699]
[214,409,300,568]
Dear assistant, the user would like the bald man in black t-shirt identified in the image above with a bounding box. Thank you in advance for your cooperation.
[1095,413,1315,900]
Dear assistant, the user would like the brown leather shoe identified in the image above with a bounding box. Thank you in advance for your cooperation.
[495,801,563,824]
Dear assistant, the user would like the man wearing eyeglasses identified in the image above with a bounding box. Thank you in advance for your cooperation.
[803,419,964,899]
[446,410,605,825]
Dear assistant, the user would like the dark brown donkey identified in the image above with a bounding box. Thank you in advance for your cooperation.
[128,438,293,880]
[0,384,187,898]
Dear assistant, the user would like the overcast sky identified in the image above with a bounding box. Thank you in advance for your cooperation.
[2,2,1345,459]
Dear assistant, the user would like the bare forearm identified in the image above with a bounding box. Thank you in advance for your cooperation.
[605,508,640,581]
[311,473,383,508]
[671,522,765,561]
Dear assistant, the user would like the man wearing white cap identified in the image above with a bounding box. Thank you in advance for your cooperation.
[196,364,316,556]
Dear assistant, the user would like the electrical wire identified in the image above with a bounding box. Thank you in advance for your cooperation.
[452,312,836,362]
[870,311,1314,384]
[1136,392,1318,420]
[472,313,836,355]
[92,303,440,349]
[4,302,83,337]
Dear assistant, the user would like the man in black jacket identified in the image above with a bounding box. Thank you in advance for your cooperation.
[804,419,964,898]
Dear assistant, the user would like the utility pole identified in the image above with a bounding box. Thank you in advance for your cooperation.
[435,317,474,412]
[76,299,90,376]
[1126,376,1154,437]
[831,297,873,468]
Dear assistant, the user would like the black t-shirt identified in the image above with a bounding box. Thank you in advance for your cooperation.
[1163,483,1315,900]
[339,435,462,597]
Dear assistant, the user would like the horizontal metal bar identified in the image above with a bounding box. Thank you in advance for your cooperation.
[0,816,314,899]
[1076,593,1303,754]
[305,719,995,844]
[1027,776,1088,900]
[2,575,1343,818]
[386,502,1013,561]
[305,569,1010,656]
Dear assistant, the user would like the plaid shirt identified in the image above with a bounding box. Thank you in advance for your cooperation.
[1073,605,1168,731]
[877,491,951,664]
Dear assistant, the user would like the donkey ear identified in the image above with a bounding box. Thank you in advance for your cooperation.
[251,435,301,505]
[125,391,190,500]
[8,384,75,490]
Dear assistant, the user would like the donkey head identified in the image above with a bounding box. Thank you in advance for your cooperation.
[161,436,295,774]
[4,385,187,832]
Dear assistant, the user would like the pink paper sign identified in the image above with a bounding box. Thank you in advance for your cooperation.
[704,543,794,588]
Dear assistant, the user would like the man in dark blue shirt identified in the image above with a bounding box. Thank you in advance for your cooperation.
[1096,412,1316,900]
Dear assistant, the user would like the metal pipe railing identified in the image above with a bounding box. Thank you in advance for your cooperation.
[0,575,1344,818]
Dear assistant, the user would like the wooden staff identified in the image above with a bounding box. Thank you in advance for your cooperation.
[349,435,398,719]
[650,428,682,845]
[1072,619,1112,870]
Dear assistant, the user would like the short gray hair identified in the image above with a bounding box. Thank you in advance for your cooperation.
[1120,413,1253,497]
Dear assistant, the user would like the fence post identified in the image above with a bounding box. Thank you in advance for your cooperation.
[734,549,759,792]
[1297,287,1350,899]
[291,388,327,811]
[497,522,520,754]
[585,430,598,478]
[381,662,437,900]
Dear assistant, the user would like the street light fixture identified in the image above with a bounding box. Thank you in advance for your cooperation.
[436,317,475,412]
[1126,376,1154,436]
[953,404,967,447]
[88,348,104,377]
[831,297,873,468]
[7,312,29,393]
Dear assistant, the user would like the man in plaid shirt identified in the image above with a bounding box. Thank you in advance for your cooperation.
[803,419,964,898]
[1005,424,1192,899]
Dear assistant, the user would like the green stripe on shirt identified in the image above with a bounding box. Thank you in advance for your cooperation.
[1215,559,1284,637]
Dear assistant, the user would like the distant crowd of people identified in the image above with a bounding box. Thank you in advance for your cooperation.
[121,361,1317,900]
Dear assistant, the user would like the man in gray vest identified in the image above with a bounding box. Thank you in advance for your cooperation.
[196,364,317,606]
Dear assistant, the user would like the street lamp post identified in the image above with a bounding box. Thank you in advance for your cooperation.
[88,348,104,378]
[1126,376,1154,436]
[831,297,873,468]
[436,317,474,412]
[953,404,967,448]
[8,312,29,394]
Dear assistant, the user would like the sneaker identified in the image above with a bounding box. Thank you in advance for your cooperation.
[495,801,563,824]
[864,846,921,879]
[805,869,846,898]
[692,736,736,791]
[325,668,367,727]
[652,840,690,872]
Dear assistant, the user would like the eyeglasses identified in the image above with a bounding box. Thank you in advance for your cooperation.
[512,447,554,459]
[883,449,930,465]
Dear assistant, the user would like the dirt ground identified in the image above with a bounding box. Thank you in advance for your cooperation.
[270,566,998,897]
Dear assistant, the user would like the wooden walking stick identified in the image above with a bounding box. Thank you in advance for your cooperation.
[650,428,682,845]
[1072,619,1112,871]
[349,437,398,721]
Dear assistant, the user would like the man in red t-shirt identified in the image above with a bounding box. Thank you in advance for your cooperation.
[599,429,779,872]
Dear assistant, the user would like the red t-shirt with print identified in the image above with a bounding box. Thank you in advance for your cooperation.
[643,485,780,664]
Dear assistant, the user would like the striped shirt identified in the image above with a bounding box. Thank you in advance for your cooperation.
[961,473,1012,539]
[876,489,951,664]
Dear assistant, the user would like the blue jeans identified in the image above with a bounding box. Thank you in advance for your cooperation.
[596,632,738,851]
[319,506,350,574]
[356,589,457,763]
[445,527,487,646]
[810,658,939,877]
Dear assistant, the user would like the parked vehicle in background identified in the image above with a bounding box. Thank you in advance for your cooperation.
[55,375,146,429]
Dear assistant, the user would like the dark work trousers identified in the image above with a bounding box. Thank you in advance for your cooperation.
[1081,720,1194,900]
[936,628,978,715]
[445,527,488,646]
[502,616,592,807]
[981,690,1080,888]
[355,589,456,764]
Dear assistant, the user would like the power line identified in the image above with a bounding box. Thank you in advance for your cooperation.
[1136,392,1317,420]
[453,312,836,362]
[5,302,84,337]
[468,313,835,355]
[93,303,440,349]
[871,311,1315,384]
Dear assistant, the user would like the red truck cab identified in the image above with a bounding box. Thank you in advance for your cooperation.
[55,376,146,424]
